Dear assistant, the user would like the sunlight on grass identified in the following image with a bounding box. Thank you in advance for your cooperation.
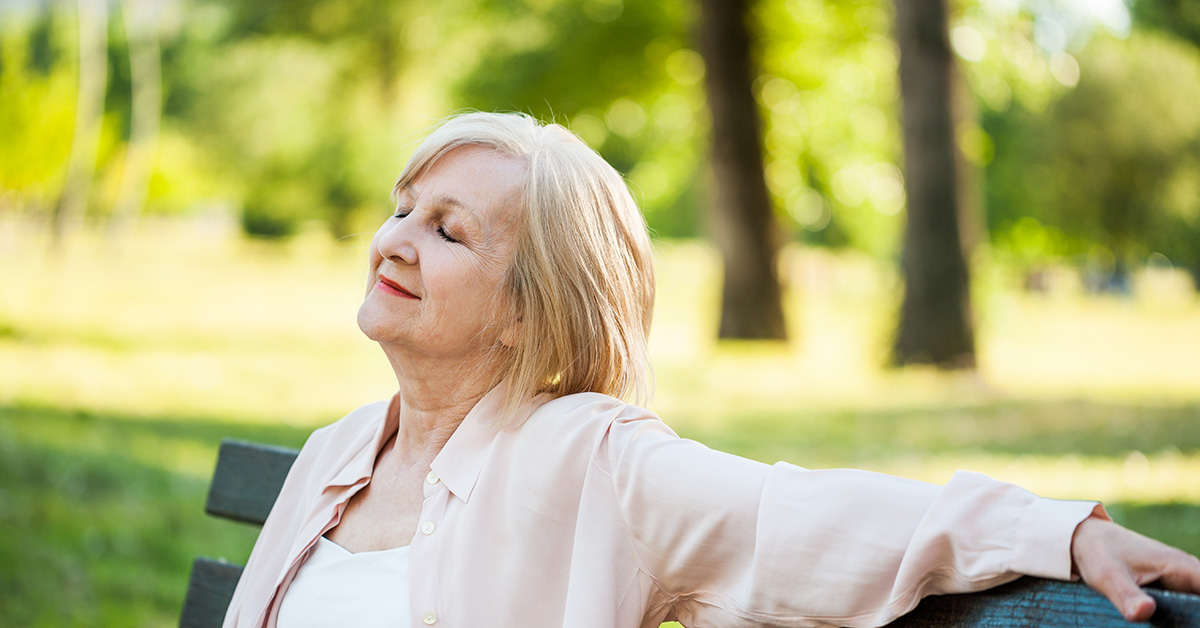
[982,293,1200,399]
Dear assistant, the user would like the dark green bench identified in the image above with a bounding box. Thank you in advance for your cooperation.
[180,439,299,628]
[180,439,1200,628]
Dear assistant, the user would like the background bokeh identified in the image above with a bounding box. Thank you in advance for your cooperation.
[2,0,1199,625]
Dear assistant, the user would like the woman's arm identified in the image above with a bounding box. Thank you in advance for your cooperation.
[596,404,1200,626]
[601,412,1098,627]
[1071,516,1200,621]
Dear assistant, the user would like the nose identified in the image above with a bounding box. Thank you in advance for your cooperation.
[375,215,419,265]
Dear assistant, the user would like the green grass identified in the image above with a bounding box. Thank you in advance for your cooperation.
[0,405,308,627]
[1,226,1199,626]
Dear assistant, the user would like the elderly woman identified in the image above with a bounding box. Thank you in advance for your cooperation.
[224,112,1200,628]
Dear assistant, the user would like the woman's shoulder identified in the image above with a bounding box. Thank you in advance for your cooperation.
[531,391,626,417]
[520,392,677,443]
[528,391,634,421]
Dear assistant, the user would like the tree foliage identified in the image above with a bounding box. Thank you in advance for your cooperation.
[984,30,1200,275]
[1131,0,1200,49]
[452,0,708,238]
[754,0,905,255]
[0,13,78,209]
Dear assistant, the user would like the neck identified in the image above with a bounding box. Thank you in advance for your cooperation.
[381,343,503,463]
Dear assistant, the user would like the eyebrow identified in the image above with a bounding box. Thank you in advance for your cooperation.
[397,184,482,226]
[429,194,469,212]
[399,184,465,208]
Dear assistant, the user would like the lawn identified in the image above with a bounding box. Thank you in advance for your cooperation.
[2,223,1198,626]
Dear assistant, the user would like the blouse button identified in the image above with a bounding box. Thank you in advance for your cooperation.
[421,520,436,535]
[422,611,437,624]
[426,470,440,485]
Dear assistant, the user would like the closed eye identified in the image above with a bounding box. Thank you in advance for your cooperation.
[392,207,458,243]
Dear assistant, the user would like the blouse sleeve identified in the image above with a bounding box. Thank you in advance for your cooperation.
[601,411,1101,628]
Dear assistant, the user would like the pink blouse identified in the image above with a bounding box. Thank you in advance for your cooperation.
[222,386,1102,628]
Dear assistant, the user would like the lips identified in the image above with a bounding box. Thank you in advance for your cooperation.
[377,274,419,299]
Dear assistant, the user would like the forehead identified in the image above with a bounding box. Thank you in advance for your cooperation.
[404,146,527,226]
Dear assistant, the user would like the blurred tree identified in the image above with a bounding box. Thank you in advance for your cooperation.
[50,0,109,246]
[1131,0,1200,48]
[0,11,78,216]
[159,0,446,238]
[891,0,975,367]
[953,3,1096,278]
[106,0,162,239]
[1127,0,1200,288]
[985,31,1200,287]
[754,0,904,256]
[202,0,410,103]
[697,0,786,340]
[452,0,706,239]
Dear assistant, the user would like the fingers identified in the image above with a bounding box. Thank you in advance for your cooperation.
[1072,516,1200,622]
[1158,550,1200,595]
[1117,587,1156,623]
[1070,518,1159,621]
[1120,549,1200,622]
[1123,595,1152,624]
[1085,551,1157,622]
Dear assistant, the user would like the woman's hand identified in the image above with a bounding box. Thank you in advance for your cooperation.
[1071,516,1200,622]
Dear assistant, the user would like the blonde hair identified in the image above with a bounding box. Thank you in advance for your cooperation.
[393,112,655,419]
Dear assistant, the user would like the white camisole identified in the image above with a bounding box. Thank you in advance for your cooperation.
[276,536,411,628]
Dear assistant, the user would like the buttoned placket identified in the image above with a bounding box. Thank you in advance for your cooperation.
[410,468,449,626]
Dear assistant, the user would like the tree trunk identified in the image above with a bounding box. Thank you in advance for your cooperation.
[50,0,108,247]
[108,0,162,240]
[697,0,787,340]
[892,0,976,367]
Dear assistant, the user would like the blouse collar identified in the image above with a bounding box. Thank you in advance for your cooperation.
[430,383,520,503]
[326,383,544,504]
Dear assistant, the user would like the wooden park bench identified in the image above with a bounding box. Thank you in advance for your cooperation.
[180,439,1200,628]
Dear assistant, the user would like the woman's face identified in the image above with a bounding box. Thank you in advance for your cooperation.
[357,145,525,362]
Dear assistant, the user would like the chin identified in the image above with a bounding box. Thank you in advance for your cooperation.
[356,302,391,342]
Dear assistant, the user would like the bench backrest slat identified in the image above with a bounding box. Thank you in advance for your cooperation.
[179,558,243,628]
[180,440,299,628]
[205,439,299,525]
